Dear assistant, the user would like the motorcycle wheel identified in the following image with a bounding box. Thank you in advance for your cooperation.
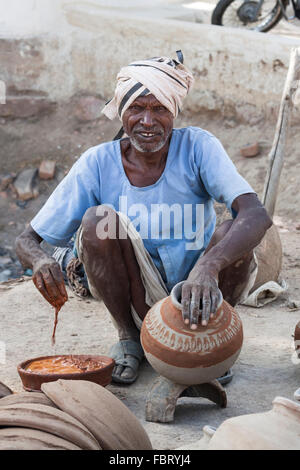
[211,0,284,32]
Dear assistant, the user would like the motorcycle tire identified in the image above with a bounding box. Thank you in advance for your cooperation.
[211,0,285,32]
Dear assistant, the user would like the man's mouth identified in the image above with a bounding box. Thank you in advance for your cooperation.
[140,132,155,137]
[135,131,162,139]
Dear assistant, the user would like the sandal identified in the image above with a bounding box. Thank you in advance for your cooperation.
[217,369,234,386]
[109,340,144,385]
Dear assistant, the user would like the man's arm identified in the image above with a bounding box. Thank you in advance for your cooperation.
[182,193,272,328]
[15,226,68,308]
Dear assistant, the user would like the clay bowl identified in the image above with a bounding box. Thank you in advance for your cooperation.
[17,355,115,392]
[141,282,243,385]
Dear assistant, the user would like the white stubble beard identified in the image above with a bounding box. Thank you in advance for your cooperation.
[129,134,169,153]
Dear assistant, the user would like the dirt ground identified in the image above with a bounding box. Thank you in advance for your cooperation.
[0,102,300,449]
[0,226,299,450]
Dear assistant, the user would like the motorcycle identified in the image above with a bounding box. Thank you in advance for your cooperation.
[211,0,300,32]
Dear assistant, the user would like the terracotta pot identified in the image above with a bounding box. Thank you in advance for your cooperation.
[294,321,300,357]
[206,397,300,450]
[251,224,282,294]
[176,425,216,450]
[141,282,243,385]
[42,379,153,450]
[0,402,100,450]
[18,355,115,392]
[0,427,82,450]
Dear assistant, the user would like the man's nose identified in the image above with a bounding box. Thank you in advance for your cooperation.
[140,110,154,127]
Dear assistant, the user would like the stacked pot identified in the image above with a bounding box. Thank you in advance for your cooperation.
[176,397,300,450]
[0,380,152,450]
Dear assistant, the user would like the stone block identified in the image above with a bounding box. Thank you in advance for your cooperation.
[13,168,38,201]
[0,270,12,282]
[0,256,11,266]
[0,173,16,191]
[74,96,103,121]
[0,95,56,119]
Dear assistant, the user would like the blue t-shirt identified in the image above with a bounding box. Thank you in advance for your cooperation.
[31,127,255,291]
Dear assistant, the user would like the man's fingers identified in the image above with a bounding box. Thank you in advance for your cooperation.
[33,273,53,305]
[40,267,64,305]
[49,265,68,301]
[190,286,201,330]
[210,290,220,318]
[201,289,211,326]
[181,283,191,325]
[181,278,220,328]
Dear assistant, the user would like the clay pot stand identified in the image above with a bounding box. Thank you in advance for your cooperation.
[145,375,227,423]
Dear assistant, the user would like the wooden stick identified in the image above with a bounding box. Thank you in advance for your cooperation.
[262,47,300,219]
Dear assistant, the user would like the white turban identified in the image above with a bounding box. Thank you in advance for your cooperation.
[102,51,194,120]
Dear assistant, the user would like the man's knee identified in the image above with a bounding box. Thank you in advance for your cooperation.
[81,205,118,247]
[82,205,117,232]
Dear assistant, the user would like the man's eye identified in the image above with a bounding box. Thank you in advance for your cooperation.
[155,106,167,112]
[130,105,143,111]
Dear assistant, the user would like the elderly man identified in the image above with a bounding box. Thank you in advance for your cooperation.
[16,52,272,384]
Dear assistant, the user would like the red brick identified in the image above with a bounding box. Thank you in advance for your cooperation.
[240,142,260,158]
[39,160,56,180]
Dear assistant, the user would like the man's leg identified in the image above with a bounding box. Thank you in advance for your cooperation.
[205,220,255,306]
[80,205,150,381]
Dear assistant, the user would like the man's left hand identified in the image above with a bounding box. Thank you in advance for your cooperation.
[181,268,222,329]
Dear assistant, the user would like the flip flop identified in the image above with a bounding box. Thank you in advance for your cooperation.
[217,369,234,386]
[109,340,144,385]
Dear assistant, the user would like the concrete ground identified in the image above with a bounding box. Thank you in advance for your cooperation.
[0,228,299,450]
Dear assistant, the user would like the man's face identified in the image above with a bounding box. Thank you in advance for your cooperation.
[122,94,174,153]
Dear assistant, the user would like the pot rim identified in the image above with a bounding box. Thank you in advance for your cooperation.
[17,354,115,380]
[170,281,223,311]
[272,396,300,416]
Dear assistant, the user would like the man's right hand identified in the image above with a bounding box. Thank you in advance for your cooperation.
[15,225,68,309]
[32,258,68,308]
